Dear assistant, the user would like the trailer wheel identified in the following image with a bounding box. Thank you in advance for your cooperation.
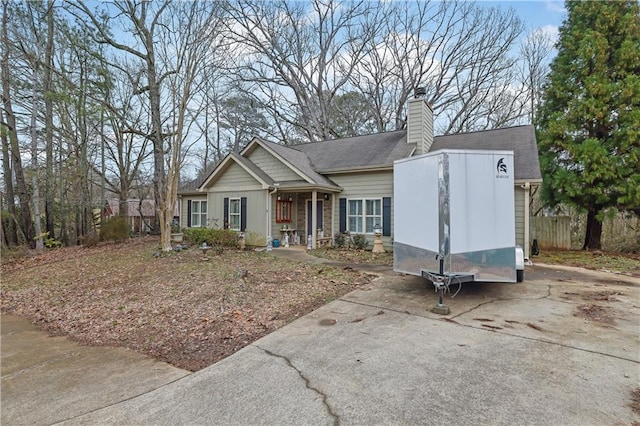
[516,269,524,283]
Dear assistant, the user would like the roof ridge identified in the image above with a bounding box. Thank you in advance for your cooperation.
[292,129,407,147]
[435,124,533,138]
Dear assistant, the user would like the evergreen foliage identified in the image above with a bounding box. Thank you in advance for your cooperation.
[537,0,640,250]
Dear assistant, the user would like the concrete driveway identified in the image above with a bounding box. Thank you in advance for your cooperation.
[2,258,639,425]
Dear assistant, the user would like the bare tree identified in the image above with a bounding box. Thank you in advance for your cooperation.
[1,0,34,247]
[68,1,223,250]
[93,64,151,218]
[352,0,526,134]
[223,0,387,142]
[519,27,555,125]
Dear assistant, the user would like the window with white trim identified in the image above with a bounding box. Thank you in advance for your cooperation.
[229,198,241,231]
[191,200,207,227]
[348,198,381,234]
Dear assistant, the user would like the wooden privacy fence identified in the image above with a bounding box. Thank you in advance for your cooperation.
[530,216,571,250]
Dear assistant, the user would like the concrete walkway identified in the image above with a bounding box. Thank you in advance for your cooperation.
[2,248,639,425]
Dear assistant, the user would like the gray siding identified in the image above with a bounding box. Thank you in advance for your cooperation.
[514,187,525,250]
[207,190,267,238]
[329,170,394,248]
[248,147,301,182]
[213,161,262,189]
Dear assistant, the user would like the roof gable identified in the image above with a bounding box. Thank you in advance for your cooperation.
[199,152,272,190]
[242,138,339,188]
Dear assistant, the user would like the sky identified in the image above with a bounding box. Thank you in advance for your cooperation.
[482,0,567,41]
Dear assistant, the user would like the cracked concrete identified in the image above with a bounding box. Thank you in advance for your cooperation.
[258,346,340,426]
[3,255,639,425]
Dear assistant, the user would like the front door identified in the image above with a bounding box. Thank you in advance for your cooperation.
[306,200,323,238]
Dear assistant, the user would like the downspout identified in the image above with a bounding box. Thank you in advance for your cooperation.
[522,182,530,261]
[268,187,278,245]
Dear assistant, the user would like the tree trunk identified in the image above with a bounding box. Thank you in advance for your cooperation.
[582,208,603,250]
[30,66,44,251]
[44,0,55,239]
[141,15,166,236]
[1,110,18,246]
[2,2,34,247]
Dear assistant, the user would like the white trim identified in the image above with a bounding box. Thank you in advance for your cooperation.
[190,200,207,228]
[208,186,264,192]
[228,197,241,231]
[346,197,382,235]
[523,182,531,260]
[320,165,394,174]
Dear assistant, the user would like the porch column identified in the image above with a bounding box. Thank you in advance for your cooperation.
[331,193,335,243]
[312,190,317,249]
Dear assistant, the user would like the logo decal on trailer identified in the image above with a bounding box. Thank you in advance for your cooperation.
[496,158,509,178]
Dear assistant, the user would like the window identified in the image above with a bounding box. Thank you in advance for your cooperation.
[276,199,292,223]
[229,198,241,231]
[348,198,381,234]
[191,201,207,227]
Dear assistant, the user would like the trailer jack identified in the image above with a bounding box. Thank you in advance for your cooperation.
[422,266,475,315]
[432,280,450,315]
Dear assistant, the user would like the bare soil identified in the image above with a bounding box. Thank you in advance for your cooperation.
[1,237,376,371]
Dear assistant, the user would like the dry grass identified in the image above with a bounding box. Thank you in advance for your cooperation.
[1,237,375,371]
[535,249,640,277]
[310,247,394,265]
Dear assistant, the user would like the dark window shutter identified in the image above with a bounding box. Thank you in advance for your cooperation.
[382,197,391,236]
[339,198,347,233]
[240,197,247,231]
[187,200,192,227]
[223,198,229,229]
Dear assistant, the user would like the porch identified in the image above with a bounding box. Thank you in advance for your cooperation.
[272,190,336,249]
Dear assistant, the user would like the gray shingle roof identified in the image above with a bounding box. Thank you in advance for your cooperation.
[291,130,412,172]
[430,125,541,181]
[182,124,540,194]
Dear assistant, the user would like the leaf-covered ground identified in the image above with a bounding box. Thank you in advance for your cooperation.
[534,249,640,277]
[1,237,375,371]
[310,247,394,265]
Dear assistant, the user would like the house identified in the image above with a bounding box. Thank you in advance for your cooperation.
[104,198,180,234]
[178,94,542,259]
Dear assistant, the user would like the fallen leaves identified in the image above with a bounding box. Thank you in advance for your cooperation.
[1,238,374,371]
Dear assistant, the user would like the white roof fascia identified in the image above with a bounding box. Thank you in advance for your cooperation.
[198,153,270,191]
[321,165,394,174]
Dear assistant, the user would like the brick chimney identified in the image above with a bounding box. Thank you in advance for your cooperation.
[406,88,434,156]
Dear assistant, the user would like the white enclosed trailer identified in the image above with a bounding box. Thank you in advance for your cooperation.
[394,149,524,291]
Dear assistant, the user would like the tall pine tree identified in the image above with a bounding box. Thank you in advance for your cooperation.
[537,1,640,250]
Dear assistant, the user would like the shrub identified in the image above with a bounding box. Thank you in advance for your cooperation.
[333,232,347,248]
[83,231,100,247]
[100,216,129,242]
[44,236,63,248]
[211,229,238,247]
[183,228,238,248]
[184,227,211,246]
[352,234,369,250]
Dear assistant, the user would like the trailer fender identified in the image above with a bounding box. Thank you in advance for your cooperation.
[515,246,525,282]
